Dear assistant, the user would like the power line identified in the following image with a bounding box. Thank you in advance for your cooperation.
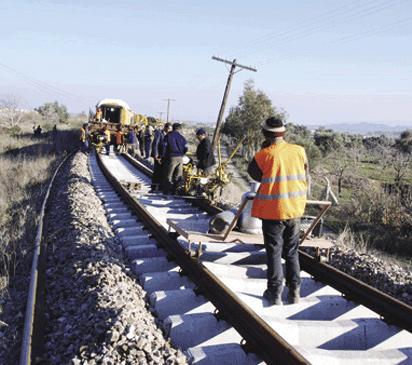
[258,15,412,67]
[0,60,95,104]
[232,0,377,57]
[328,16,412,45]
[190,1,406,92]
[248,0,407,62]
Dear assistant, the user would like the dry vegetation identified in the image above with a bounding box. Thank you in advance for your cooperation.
[0,112,82,360]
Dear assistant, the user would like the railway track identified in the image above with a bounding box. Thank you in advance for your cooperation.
[19,152,75,365]
[91,152,412,364]
[20,151,412,364]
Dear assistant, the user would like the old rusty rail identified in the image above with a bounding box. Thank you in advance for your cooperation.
[20,151,76,365]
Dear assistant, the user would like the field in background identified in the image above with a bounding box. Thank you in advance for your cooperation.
[223,130,412,262]
[0,117,82,295]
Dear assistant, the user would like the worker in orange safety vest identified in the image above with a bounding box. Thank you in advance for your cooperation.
[248,117,309,305]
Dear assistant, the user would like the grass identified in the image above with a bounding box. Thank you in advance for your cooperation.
[335,225,412,272]
[0,120,81,294]
[0,116,83,364]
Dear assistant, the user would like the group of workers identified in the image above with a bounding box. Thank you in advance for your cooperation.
[151,123,217,194]
[81,115,308,306]
[80,121,216,195]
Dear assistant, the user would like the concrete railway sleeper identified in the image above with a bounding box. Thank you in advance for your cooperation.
[91,154,297,364]
[123,153,412,332]
[92,152,412,364]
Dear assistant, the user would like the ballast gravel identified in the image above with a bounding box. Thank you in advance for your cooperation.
[43,152,187,365]
[329,246,412,306]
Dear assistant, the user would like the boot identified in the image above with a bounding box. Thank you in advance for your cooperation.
[288,285,300,304]
[263,287,282,306]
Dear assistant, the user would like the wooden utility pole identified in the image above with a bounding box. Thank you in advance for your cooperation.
[164,98,176,123]
[211,56,257,152]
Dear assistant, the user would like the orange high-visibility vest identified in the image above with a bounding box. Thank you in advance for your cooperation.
[251,141,307,220]
[115,131,123,145]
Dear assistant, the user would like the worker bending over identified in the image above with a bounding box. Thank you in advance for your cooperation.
[195,128,216,175]
[248,117,308,305]
[80,123,89,153]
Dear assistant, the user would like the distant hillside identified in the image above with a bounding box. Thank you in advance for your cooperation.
[304,122,412,136]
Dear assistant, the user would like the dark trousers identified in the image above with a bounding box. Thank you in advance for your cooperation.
[81,140,89,153]
[262,218,301,291]
[138,136,144,156]
[163,156,183,194]
[151,159,163,191]
[144,138,152,159]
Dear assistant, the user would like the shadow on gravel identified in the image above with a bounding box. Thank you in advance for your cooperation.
[69,173,91,186]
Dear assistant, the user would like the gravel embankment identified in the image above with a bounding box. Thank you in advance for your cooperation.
[330,246,412,306]
[42,152,187,365]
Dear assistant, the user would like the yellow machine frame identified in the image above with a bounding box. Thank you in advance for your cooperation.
[181,136,246,201]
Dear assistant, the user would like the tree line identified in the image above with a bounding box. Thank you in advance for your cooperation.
[221,80,412,256]
[0,95,70,135]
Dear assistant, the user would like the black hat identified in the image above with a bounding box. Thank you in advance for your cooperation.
[172,122,182,130]
[196,128,206,136]
[262,117,285,133]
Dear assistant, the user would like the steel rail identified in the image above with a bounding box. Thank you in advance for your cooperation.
[299,252,412,332]
[121,152,412,333]
[121,153,222,216]
[19,151,76,365]
[97,153,310,365]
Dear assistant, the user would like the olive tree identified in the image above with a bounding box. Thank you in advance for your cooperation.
[222,80,285,160]
[328,145,361,195]
[396,130,412,154]
[35,101,69,125]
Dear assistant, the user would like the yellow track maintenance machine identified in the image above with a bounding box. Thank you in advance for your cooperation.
[179,136,246,202]
[88,98,152,153]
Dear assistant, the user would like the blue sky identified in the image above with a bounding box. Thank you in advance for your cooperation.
[0,0,411,126]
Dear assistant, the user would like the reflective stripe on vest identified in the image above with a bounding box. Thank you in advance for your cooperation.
[255,190,306,200]
[251,142,307,220]
[261,174,306,184]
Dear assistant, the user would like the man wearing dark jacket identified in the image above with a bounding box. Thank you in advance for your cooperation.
[163,123,188,194]
[150,122,172,191]
[195,128,215,175]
